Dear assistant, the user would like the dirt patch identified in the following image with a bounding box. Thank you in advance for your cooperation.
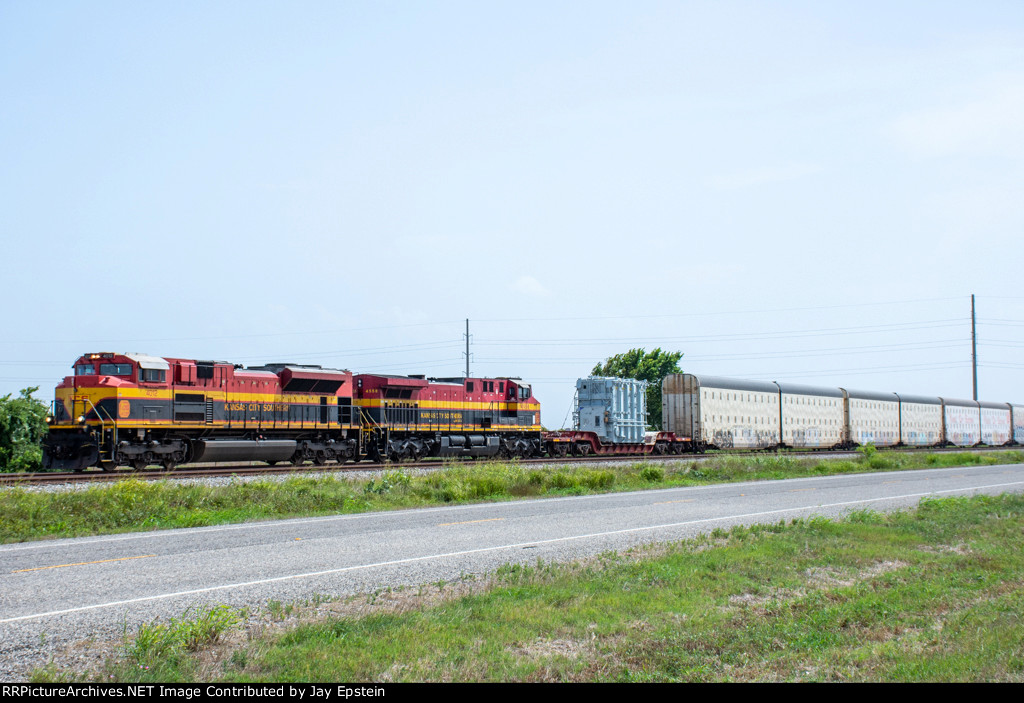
[918,543,972,555]
[511,637,592,661]
[728,588,801,608]
[805,560,909,589]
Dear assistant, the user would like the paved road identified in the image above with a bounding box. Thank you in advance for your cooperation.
[2,463,1023,679]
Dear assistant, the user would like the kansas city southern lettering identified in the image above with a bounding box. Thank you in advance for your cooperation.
[420,411,460,421]
[226,403,290,412]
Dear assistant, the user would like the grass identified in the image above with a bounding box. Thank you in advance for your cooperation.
[2,449,1023,543]
[35,492,1024,683]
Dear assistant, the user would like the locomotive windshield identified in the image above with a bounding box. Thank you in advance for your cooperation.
[99,363,133,376]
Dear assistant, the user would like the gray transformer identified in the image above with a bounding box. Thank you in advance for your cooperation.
[574,376,648,444]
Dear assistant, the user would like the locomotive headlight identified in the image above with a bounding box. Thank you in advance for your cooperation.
[45,415,53,424]
[77,415,86,424]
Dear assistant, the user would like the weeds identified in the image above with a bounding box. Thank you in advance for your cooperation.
[640,466,665,482]
[118,605,241,680]
[3,451,1023,544]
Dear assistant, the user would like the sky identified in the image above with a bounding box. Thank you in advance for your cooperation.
[1,1,1023,429]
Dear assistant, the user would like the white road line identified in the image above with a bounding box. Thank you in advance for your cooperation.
[3,478,1022,624]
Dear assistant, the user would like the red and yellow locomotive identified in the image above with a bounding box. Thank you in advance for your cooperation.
[355,373,542,461]
[43,352,542,471]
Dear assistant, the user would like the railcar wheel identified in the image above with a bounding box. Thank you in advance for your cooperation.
[576,443,591,457]
[99,461,116,472]
[161,459,176,471]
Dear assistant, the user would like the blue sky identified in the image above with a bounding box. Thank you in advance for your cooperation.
[2,1,1023,427]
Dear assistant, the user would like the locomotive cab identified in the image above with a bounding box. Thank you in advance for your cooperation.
[44,353,151,470]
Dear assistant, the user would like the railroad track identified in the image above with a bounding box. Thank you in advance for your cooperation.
[0,452,705,486]
[0,445,1011,487]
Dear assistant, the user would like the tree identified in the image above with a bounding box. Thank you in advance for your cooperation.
[591,348,683,430]
[0,387,49,472]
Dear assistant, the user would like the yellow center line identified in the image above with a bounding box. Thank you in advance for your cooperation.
[437,518,505,527]
[13,554,157,574]
[654,499,696,505]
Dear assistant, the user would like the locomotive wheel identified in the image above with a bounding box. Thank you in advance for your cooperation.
[161,459,176,471]
[313,453,326,466]
[131,459,148,471]
[98,461,116,472]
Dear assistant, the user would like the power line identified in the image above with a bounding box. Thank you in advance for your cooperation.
[474,295,963,324]
[0,320,466,346]
[230,340,464,362]
[479,318,967,346]
[724,360,972,379]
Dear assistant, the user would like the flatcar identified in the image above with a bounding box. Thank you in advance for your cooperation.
[546,376,690,456]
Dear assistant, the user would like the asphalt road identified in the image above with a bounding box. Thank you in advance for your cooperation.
[2,463,1024,679]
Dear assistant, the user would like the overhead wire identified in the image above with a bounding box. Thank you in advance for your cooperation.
[473,295,964,324]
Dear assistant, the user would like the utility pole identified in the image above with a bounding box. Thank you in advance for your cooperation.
[463,318,471,379]
[971,294,978,401]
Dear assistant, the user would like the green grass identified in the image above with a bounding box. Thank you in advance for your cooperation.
[2,450,1023,543]
[40,492,1024,683]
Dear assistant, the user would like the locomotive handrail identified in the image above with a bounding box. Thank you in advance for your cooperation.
[359,407,383,430]
[74,396,111,429]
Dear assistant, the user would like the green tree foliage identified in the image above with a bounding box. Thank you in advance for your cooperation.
[0,387,49,472]
[591,348,683,430]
